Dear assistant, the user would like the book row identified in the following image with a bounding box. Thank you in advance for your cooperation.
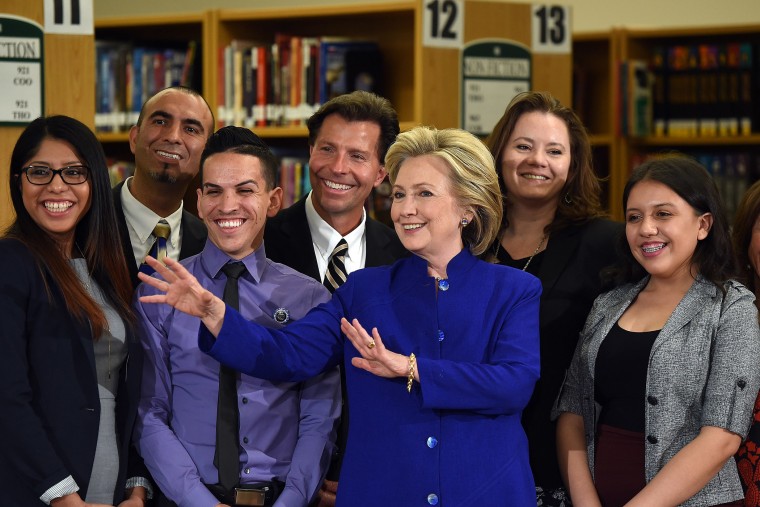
[617,42,760,138]
[95,41,200,132]
[217,36,383,128]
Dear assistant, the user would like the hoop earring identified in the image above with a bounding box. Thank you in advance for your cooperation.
[563,193,573,205]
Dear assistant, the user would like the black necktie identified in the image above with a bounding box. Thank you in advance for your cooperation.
[215,262,247,492]
[323,239,348,293]
[138,220,171,275]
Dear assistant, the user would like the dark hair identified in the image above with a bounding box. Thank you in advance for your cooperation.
[306,90,399,165]
[6,115,134,336]
[613,155,736,289]
[136,85,215,130]
[199,125,278,190]
[484,91,605,233]
[732,179,760,294]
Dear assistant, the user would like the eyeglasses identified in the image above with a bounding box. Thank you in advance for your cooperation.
[20,165,90,185]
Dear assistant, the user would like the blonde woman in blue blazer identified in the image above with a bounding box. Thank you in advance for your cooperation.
[555,156,760,507]
[138,126,542,506]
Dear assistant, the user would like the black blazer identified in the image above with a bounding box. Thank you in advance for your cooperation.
[264,196,408,278]
[112,181,207,289]
[500,217,623,491]
[0,239,144,505]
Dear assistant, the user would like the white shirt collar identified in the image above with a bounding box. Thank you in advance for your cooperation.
[304,191,367,277]
[120,176,183,249]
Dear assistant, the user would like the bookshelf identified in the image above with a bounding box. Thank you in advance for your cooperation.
[572,30,620,216]
[619,24,760,222]
[1,0,95,228]
[93,1,574,137]
[573,24,760,221]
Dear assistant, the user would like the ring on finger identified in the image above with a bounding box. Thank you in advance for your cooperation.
[367,340,376,349]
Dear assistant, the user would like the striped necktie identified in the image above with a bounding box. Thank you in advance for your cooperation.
[323,239,348,293]
[138,220,171,275]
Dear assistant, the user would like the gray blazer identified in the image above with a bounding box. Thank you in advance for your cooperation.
[553,275,760,506]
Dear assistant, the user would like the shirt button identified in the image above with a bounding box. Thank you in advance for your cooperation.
[242,397,248,404]
[426,436,438,448]
[437,330,445,342]
[738,379,747,389]
[437,279,449,291]
[647,435,658,444]
[244,468,250,474]
[646,395,658,405]
[427,493,439,505]
[243,437,249,444]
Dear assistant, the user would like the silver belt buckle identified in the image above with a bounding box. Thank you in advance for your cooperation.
[233,486,268,506]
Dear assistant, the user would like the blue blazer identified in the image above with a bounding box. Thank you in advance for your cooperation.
[201,249,542,506]
[0,239,143,505]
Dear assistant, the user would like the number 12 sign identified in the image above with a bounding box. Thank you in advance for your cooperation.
[424,0,463,49]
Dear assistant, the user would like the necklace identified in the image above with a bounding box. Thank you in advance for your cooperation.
[522,233,548,272]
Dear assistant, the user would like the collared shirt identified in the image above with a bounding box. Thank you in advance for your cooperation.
[304,191,366,280]
[120,176,183,267]
[134,241,340,507]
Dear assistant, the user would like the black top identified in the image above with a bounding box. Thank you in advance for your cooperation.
[595,323,660,432]
[495,246,546,275]
[493,218,623,491]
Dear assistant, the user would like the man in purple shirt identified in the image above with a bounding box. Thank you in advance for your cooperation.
[134,126,340,507]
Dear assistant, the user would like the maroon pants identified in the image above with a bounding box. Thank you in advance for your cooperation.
[594,424,743,507]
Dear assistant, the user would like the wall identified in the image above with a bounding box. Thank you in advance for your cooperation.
[94,0,760,32]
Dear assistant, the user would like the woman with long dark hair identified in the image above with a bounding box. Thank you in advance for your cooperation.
[0,116,148,506]
[555,156,760,507]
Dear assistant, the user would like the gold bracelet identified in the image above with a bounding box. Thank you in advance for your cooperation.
[407,353,416,393]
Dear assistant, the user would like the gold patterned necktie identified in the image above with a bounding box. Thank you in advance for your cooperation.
[139,220,171,275]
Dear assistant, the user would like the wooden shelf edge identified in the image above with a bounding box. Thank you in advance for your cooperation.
[96,12,206,28]
[217,1,416,21]
[630,134,760,147]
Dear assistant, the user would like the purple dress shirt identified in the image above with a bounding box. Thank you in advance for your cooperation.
[134,241,340,507]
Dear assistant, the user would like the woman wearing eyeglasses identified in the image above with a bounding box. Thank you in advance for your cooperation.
[0,116,149,506]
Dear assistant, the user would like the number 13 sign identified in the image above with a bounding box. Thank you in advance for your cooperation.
[532,4,571,54]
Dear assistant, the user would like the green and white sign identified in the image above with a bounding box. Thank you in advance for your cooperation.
[461,40,531,136]
[0,15,44,126]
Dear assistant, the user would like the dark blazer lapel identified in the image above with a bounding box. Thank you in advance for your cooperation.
[537,226,583,298]
[365,219,395,268]
[270,198,321,280]
[112,182,140,288]
[178,210,207,260]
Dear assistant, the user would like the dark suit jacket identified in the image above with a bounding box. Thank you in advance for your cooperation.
[112,181,207,289]
[0,239,144,505]
[264,196,408,279]
[497,217,623,491]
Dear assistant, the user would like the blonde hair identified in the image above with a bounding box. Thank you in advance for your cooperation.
[386,126,502,257]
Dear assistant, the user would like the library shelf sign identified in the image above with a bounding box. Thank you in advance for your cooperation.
[0,15,43,126]
[461,40,530,136]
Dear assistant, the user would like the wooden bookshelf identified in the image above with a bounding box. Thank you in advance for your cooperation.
[93,1,573,216]
[573,30,620,216]
[618,24,760,221]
